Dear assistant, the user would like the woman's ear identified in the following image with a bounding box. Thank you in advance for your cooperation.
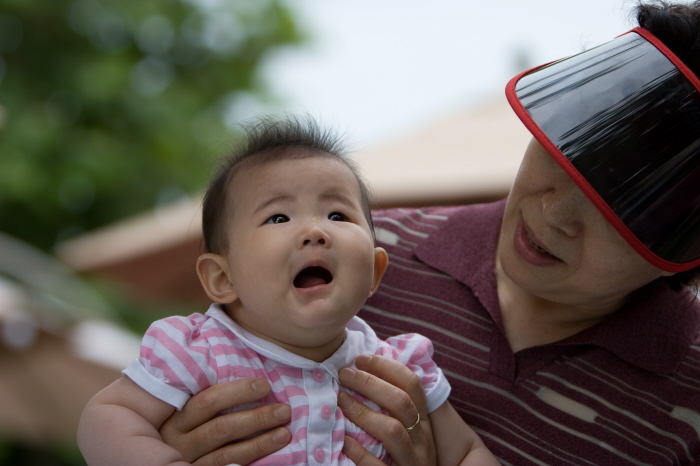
[369,247,389,297]
[196,253,238,303]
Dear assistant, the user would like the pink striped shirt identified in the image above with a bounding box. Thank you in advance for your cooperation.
[123,304,450,466]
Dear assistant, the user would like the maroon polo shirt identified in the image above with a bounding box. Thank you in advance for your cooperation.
[360,200,700,465]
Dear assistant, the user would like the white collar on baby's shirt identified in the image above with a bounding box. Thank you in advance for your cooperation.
[205,304,380,380]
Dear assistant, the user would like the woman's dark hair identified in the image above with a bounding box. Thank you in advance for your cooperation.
[635,1,700,290]
[201,114,375,255]
[635,1,700,79]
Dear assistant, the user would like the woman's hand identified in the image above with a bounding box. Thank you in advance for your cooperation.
[338,354,437,466]
[159,379,292,466]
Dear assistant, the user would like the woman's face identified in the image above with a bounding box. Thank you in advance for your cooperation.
[497,139,672,311]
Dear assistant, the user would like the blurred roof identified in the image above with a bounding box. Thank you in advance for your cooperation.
[356,95,530,206]
[56,95,531,304]
[0,327,124,445]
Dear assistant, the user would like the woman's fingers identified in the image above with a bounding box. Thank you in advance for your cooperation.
[339,392,420,465]
[185,403,292,463]
[159,379,291,463]
[339,355,426,427]
[193,427,292,466]
[162,379,270,434]
[357,354,428,413]
[339,355,437,466]
[339,368,419,431]
[342,435,390,466]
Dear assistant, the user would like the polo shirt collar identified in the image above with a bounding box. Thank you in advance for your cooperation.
[569,281,700,374]
[206,305,380,379]
[414,200,700,375]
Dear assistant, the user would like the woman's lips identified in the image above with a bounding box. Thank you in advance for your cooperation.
[513,219,563,266]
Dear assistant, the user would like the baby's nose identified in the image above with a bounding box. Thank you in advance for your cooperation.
[301,224,331,247]
[303,236,325,246]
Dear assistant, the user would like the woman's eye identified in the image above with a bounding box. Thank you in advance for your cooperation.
[328,212,347,222]
[266,214,289,224]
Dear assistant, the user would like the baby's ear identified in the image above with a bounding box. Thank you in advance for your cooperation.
[369,247,389,297]
[196,253,238,303]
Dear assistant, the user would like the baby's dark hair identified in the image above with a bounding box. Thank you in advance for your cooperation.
[202,115,375,254]
[635,1,700,290]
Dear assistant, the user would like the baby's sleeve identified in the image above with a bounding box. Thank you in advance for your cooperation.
[377,333,451,413]
[122,314,218,410]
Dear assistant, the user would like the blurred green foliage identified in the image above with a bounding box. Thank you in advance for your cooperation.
[0,439,86,466]
[0,0,303,251]
[0,1,304,462]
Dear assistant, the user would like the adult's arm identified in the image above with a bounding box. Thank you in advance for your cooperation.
[159,379,292,466]
[339,354,437,466]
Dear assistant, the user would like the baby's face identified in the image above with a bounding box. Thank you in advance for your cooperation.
[221,156,386,360]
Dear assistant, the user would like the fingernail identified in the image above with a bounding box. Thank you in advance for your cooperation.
[339,367,356,384]
[272,428,290,445]
[337,392,354,409]
[274,405,290,421]
[252,380,269,394]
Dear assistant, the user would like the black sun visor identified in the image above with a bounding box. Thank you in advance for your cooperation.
[507,27,700,272]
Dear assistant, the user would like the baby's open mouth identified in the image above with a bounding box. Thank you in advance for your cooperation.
[294,266,333,288]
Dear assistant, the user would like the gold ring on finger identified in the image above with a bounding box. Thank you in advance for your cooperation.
[405,413,420,432]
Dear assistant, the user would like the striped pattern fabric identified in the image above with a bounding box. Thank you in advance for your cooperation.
[124,306,450,466]
[360,201,700,466]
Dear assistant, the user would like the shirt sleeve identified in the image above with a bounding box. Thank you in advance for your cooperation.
[122,314,218,410]
[375,333,451,413]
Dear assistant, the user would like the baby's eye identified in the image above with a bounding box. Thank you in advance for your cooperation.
[266,214,289,224]
[328,212,347,222]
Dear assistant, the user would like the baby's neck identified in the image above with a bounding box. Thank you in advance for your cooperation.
[272,333,346,363]
[224,304,347,363]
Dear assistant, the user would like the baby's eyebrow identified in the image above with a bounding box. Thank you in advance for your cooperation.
[252,194,293,215]
[320,192,357,208]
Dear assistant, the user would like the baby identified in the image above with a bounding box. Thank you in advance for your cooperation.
[77,116,498,466]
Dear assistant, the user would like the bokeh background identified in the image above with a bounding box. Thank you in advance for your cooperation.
[0,0,635,463]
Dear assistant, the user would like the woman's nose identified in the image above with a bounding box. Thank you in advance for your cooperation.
[541,177,586,238]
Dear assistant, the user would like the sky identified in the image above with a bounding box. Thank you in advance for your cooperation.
[249,0,637,149]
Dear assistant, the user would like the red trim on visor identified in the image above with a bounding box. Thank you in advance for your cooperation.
[505,28,700,272]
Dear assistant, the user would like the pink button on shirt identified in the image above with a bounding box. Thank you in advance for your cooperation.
[321,404,333,419]
[313,446,326,463]
[312,368,326,383]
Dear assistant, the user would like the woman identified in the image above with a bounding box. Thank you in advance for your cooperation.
[157,1,700,464]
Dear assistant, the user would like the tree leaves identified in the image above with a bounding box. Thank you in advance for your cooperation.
[0,0,303,250]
